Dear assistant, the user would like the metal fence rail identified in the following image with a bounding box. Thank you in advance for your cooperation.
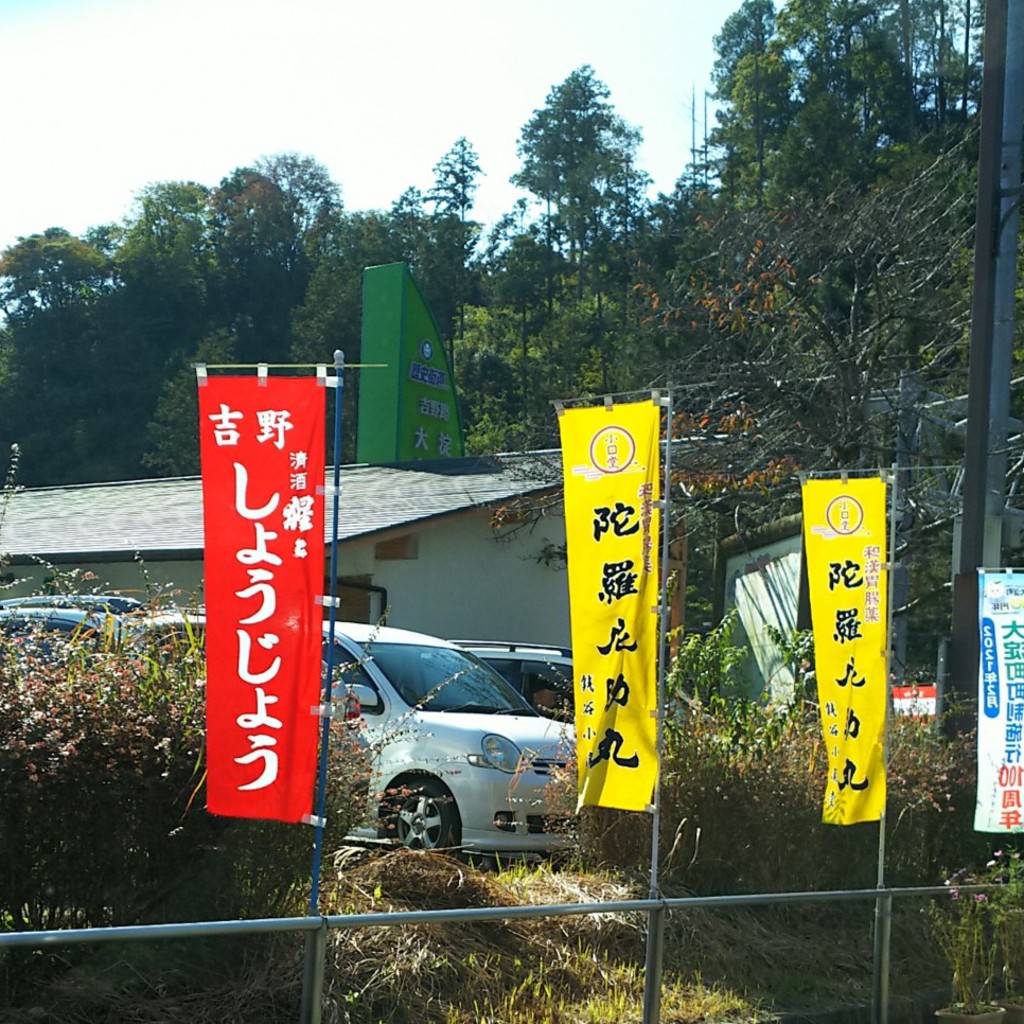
[0,883,954,949]
[0,883,956,1022]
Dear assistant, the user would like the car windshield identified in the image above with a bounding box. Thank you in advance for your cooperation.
[365,642,535,713]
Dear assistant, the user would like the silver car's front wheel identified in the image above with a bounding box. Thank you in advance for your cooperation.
[380,778,461,850]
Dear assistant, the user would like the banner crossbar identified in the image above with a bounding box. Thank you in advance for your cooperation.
[194,361,387,371]
[550,387,665,411]
[798,468,894,482]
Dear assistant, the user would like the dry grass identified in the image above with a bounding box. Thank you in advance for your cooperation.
[8,847,947,1024]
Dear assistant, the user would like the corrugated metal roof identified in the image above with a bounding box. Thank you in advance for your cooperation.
[0,454,560,561]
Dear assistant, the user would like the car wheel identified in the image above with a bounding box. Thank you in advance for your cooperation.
[380,777,461,851]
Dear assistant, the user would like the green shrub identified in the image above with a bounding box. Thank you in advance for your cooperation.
[0,603,370,1002]
[570,625,980,896]
[0,625,209,931]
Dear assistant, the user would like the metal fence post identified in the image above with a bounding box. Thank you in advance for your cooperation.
[299,918,328,1024]
[872,890,893,1024]
[642,390,674,1024]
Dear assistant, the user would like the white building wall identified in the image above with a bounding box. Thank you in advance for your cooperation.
[370,515,570,646]
[723,533,803,702]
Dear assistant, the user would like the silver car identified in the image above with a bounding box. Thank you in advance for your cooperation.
[327,622,574,856]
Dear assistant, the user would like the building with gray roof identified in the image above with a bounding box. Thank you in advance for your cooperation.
[0,454,571,646]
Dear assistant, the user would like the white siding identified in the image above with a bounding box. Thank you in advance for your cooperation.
[368,516,570,646]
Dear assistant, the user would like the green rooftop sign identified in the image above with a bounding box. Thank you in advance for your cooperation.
[355,262,465,465]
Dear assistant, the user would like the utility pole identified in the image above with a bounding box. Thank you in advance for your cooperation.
[946,0,1023,715]
[891,370,922,688]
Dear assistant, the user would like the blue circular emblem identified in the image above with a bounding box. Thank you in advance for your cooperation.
[419,339,433,361]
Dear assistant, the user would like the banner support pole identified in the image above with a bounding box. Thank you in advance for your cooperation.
[301,350,345,1024]
[642,389,673,1024]
[871,464,898,1024]
[309,349,344,913]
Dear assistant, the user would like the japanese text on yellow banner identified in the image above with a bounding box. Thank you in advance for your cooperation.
[802,477,888,825]
[559,401,660,812]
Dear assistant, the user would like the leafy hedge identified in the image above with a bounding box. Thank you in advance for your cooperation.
[0,611,369,1002]
[0,597,993,1013]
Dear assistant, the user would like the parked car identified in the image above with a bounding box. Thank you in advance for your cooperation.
[0,597,201,652]
[327,623,574,857]
[0,594,144,614]
[0,605,116,649]
[451,640,574,720]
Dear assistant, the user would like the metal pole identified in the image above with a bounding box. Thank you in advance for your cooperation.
[890,372,920,688]
[872,466,899,1024]
[872,845,893,1024]
[984,0,1024,566]
[308,349,345,913]
[642,389,673,1024]
[300,919,328,1024]
[300,350,345,1024]
[947,0,1009,715]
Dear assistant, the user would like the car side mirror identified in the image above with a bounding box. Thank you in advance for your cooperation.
[346,682,383,717]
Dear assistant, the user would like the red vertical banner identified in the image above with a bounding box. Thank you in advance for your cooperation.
[198,375,326,823]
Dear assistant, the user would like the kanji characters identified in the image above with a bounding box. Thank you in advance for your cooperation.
[592,502,640,541]
[828,559,864,590]
[587,728,640,769]
[598,560,639,604]
[597,618,638,655]
[255,409,293,449]
[209,403,243,445]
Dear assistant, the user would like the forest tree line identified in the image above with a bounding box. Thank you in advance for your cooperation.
[0,0,997,531]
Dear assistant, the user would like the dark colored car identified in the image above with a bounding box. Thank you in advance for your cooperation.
[0,605,119,659]
[451,641,574,719]
[0,594,145,614]
[0,596,200,656]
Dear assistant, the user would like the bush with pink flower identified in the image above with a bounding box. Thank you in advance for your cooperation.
[931,869,998,1013]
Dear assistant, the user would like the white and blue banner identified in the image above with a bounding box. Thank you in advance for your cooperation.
[975,570,1024,832]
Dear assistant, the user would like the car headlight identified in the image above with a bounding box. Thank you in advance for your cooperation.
[467,733,522,773]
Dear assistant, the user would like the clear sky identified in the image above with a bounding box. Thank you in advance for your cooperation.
[0,0,735,252]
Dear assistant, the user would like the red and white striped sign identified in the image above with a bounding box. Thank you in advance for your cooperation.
[199,375,325,822]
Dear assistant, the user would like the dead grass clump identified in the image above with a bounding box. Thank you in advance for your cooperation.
[327,847,509,910]
[315,849,652,1023]
[653,894,946,1015]
[500,860,648,959]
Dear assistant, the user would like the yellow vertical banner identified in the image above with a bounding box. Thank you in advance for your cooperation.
[559,400,661,812]
[802,477,889,825]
